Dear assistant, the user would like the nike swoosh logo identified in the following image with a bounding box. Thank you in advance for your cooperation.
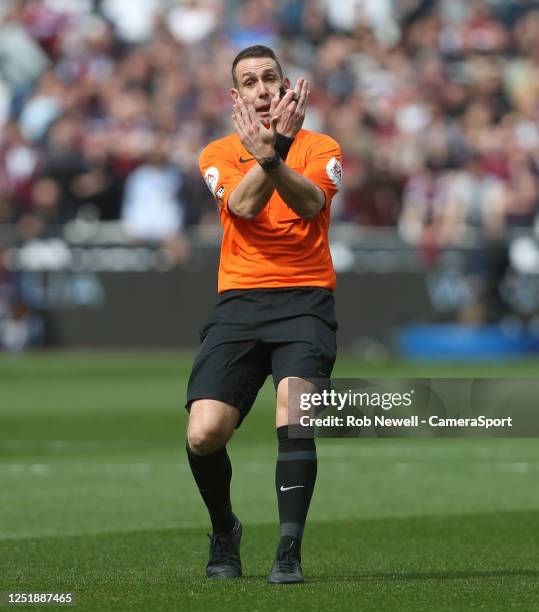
[239,156,255,163]
[280,485,305,492]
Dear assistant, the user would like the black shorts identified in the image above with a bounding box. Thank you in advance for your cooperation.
[186,287,337,427]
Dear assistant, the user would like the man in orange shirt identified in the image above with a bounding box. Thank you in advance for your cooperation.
[185,45,342,584]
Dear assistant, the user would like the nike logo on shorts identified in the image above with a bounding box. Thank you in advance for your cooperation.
[280,485,305,492]
[239,156,255,163]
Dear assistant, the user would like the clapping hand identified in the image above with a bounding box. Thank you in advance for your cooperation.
[232,95,280,160]
[274,78,310,138]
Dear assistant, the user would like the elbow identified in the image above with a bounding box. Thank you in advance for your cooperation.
[300,209,318,220]
[228,189,263,219]
[299,200,325,220]
[228,201,259,220]
[237,209,258,220]
[301,189,326,219]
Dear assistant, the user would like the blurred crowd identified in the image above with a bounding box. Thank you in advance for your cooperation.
[0,0,539,253]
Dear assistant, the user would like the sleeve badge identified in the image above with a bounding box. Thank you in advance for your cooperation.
[204,166,219,195]
[326,157,343,188]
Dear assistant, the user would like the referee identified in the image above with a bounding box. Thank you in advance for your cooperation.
[185,45,342,584]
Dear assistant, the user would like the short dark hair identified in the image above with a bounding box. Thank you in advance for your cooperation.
[231,45,283,87]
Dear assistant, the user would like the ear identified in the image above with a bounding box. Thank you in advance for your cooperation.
[230,88,239,101]
[283,77,291,89]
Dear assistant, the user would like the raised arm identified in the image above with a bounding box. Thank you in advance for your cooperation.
[228,90,293,219]
[227,164,274,220]
[231,82,330,220]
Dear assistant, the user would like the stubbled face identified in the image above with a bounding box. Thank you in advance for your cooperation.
[231,57,289,120]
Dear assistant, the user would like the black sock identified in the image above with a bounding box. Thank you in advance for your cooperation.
[275,425,317,557]
[186,443,235,534]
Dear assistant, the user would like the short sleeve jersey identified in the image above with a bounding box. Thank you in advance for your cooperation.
[199,129,342,293]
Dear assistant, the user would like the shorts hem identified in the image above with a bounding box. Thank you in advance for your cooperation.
[185,394,243,412]
[185,393,252,427]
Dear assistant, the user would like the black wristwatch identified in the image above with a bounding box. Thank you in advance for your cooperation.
[258,154,281,172]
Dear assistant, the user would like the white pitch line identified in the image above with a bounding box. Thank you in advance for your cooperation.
[2,461,537,477]
[475,462,538,474]
[0,463,158,475]
[394,461,539,473]
[0,440,102,452]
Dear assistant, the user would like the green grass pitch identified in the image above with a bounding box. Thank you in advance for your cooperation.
[1,353,538,611]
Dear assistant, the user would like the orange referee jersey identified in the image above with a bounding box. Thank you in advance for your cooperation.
[199,128,342,293]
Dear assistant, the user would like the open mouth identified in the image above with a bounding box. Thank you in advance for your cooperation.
[257,105,271,114]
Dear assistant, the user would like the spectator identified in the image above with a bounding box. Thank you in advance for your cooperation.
[121,134,184,242]
[0,0,537,246]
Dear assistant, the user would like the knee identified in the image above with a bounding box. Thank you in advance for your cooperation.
[187,425,224,455]
[187,417,233,455]
[277,376,312,408]
[276,377,318,427]
[276,377,292,408]
[186,399,238,455]
[276,377,300,427]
